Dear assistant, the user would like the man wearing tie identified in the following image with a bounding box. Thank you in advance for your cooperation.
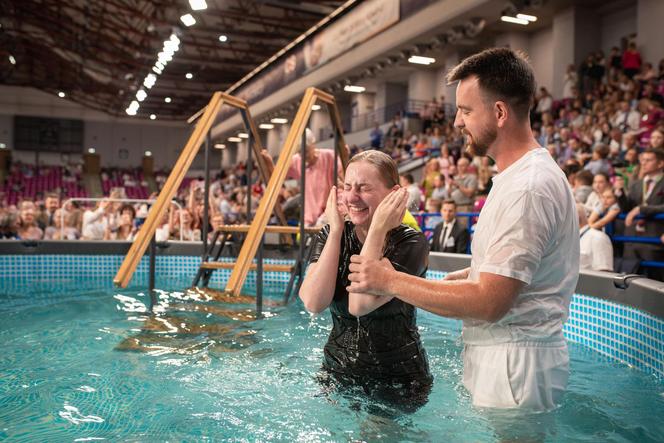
[430,200,469,253]
[618,148,664,280]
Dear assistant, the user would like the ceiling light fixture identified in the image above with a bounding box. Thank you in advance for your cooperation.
[214,143,226,149]
[516,13,537,22]
[0,143,6,149]
[185,73,193,79]
[145,150,153,157]
[88,148,96,154]
[143,73,157,89]
[501,15,529,25]
[180,14,196,27]
[219,35,228,43]
[408,55,436,65]
[344,85,365,93]
[311,104,321,111]
[259,123,274,129]
[57,91,66,98]
[8,55,16,65]
[270,118,288,124]
[189,0,207,10]
[126,100,140,116]
[237,132,249,139]
[136,90,147,102]
[150,114,156,120]
[228,137,242,143]
[164,97,172,103]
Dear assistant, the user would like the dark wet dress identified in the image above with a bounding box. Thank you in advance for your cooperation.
[309,221,433,408]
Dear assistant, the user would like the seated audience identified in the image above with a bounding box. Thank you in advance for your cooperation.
[429,200,469,254]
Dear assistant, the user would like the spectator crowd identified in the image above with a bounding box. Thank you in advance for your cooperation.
[1,41,663,279]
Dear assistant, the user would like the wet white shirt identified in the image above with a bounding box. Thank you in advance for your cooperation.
[465,148,580,344]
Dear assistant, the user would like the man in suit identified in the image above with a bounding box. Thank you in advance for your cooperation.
[430,199,469,253]
[618,148,664,280]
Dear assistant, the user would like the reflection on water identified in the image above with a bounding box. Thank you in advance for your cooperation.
[114,288,267,357]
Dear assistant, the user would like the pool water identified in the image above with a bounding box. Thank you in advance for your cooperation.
[1,278,663,442]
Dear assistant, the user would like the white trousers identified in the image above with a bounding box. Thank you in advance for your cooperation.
[462,341,569,411]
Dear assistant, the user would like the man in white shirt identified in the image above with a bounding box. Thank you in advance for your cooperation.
[348,48,579,411]
[578,203,614,271]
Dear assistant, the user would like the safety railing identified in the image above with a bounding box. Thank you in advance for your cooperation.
[61,197,184,241]
[416,211,664,267]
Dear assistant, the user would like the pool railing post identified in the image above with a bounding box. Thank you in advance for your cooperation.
[299,129,306,291]
[243,110,253,224]
[203,131,211,259]
[256,235,264,316]
[149,234,156,308]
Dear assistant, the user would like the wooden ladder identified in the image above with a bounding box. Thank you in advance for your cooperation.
[222,87,349,297]
[113,92,286,288]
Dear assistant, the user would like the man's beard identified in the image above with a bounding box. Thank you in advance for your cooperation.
[464,125,497,157]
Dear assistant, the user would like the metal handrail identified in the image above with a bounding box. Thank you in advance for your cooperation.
[60,198,184,241]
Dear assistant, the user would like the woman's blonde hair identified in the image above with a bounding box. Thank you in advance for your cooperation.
[348,150,399,188]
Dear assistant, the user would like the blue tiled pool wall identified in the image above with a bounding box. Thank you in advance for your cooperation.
[1,256,662,378]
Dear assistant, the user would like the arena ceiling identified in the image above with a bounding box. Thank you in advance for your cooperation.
[0,0,348,120]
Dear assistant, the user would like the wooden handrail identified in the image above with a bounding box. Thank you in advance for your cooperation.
[223,87,348,295]
[113,92,286,288]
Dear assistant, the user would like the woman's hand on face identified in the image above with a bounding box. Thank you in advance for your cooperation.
[325,186,344,234]
[370,188,408,234]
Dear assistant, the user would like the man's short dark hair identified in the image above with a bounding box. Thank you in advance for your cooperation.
[644,148,664,162]
[446,47,536,121]
[401,174,414,184]
[575,170,594,186]
[442,199,456,207]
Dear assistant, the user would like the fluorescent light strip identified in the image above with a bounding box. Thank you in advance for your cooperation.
[226,0,358,94]
[259,123,274,129]
[238,133,249,139]
[270,118,288,124]
[214,143,226,149]
[516,13,537,22]
[180,14,196,27]
[311,104,321,111]
[228,137,242,143]
[189,0,207,11]
[408,55,435,65]
[344,85,365,93]
[501,15,529,25]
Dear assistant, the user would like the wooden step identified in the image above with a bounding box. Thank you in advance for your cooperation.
[216,224,321,235]
[200,262,295,272]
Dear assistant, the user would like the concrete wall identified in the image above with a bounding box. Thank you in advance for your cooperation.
[529,27,554,93]
[637,0,664,66]
[552,8,576,98]
[0,85,193,170]
[601,5,637,54]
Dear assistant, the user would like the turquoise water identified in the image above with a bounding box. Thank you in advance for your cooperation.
[1,278,663,442]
